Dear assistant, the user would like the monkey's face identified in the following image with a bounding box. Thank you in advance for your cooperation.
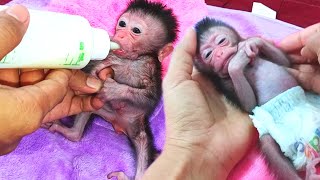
[199,27,238,77]
[112,11,166,60]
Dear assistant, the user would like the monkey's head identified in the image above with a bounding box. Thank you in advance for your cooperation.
[112,0,179,61]
[194,17,242,78]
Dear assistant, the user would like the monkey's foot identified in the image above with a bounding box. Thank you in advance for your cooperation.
[49,123,83,142]
[41,120,61,129]
[107,171,130,180]
[41,122,53,129]
[306,158,320,180]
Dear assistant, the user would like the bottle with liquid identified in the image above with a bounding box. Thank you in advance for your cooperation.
[0,6,119,69]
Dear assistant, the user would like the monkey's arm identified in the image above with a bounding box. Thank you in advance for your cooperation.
[228,49,257,112]
[244,37,290,67]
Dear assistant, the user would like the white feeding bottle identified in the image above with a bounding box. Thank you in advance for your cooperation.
[0,5,120,69]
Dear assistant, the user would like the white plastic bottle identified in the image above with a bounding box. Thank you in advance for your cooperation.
[0,6,119,69]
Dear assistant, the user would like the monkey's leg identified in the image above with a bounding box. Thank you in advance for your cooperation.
[108,117,155,180]
[260,134,301,180]
[306,158,320,180]
[49,112,91,142]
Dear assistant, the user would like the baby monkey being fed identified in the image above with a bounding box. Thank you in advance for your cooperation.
[194,17,320,180]
[46,0,178,180]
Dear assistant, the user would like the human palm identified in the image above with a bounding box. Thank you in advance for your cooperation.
[163,28,254,179]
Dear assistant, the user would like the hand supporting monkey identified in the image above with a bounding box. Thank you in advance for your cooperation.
[0,5,103,155]
[280,23,320,94]
[142,28,254,180]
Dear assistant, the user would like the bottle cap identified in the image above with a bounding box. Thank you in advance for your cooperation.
[91,28,110,60]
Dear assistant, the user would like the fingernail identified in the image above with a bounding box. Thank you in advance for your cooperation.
[6,4,29,24]
[86,77,102,90]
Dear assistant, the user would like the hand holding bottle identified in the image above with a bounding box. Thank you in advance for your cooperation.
[0,5,104,155]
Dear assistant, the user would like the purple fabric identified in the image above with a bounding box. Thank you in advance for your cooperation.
[0,102,164,179]
[0,1,304,180]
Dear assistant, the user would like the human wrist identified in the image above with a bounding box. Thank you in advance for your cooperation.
[165,138,230,180]
[143,135,230,180]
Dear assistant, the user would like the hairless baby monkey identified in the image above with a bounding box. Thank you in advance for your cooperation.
[46,0,178,179]
[194,17,320,180]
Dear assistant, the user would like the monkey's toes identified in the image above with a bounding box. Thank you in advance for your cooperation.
[41,122,53,129]
[49,124,82,141]
[107,171,130,180]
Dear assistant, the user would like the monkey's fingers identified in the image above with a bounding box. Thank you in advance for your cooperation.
[97,67,114,81]
[20,69,45,86]
[0,69,19,87]
[164,28,196,88]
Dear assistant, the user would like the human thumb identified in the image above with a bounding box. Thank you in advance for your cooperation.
[0,4,29,59]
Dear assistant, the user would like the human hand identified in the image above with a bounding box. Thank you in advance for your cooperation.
[143,28,254,180]
[279,23,320,94]
[0,5,104,155]
[279,23,320,64]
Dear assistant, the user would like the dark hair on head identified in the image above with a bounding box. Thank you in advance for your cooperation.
[125,0,179,43]
[194,17,240,53]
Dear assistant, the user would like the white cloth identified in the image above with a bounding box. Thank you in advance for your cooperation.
[250,86,320,170]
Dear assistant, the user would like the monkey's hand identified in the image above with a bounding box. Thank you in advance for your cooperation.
[97,78,128,102]
[241,37,264,59]
[228,49,251,73]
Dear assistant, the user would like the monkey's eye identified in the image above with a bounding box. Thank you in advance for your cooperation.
[218,38,226,45]
[119,20,126,27]
[204,50,212,59]
[132,27,141,34]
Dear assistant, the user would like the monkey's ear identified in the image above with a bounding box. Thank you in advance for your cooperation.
[158,43,174,62]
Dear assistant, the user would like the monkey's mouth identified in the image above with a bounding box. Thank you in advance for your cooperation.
[113,49,126,56]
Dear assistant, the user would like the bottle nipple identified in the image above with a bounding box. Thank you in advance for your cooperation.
[110,41,120,50]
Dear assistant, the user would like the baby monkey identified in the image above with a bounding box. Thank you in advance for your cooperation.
[47,0,178,180]
[194,17,320,180]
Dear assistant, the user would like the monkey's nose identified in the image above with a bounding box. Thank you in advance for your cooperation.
[214,49,223,58]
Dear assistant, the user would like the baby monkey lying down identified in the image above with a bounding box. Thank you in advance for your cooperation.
[194,17,320,180]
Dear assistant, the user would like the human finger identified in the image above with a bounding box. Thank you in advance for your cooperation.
[42,94,98,123]
[287,54,314,64]
[0,5,30,87]
[68,70,102,95]
[286,65,320,93]
[0,69,19,87]
[0,4,30,59]
[19,69,45,86]
[301,32,320,63]
[163,28,196,89]
[279,23,320,52]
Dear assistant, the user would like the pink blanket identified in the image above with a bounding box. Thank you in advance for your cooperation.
[1,0,302,179]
